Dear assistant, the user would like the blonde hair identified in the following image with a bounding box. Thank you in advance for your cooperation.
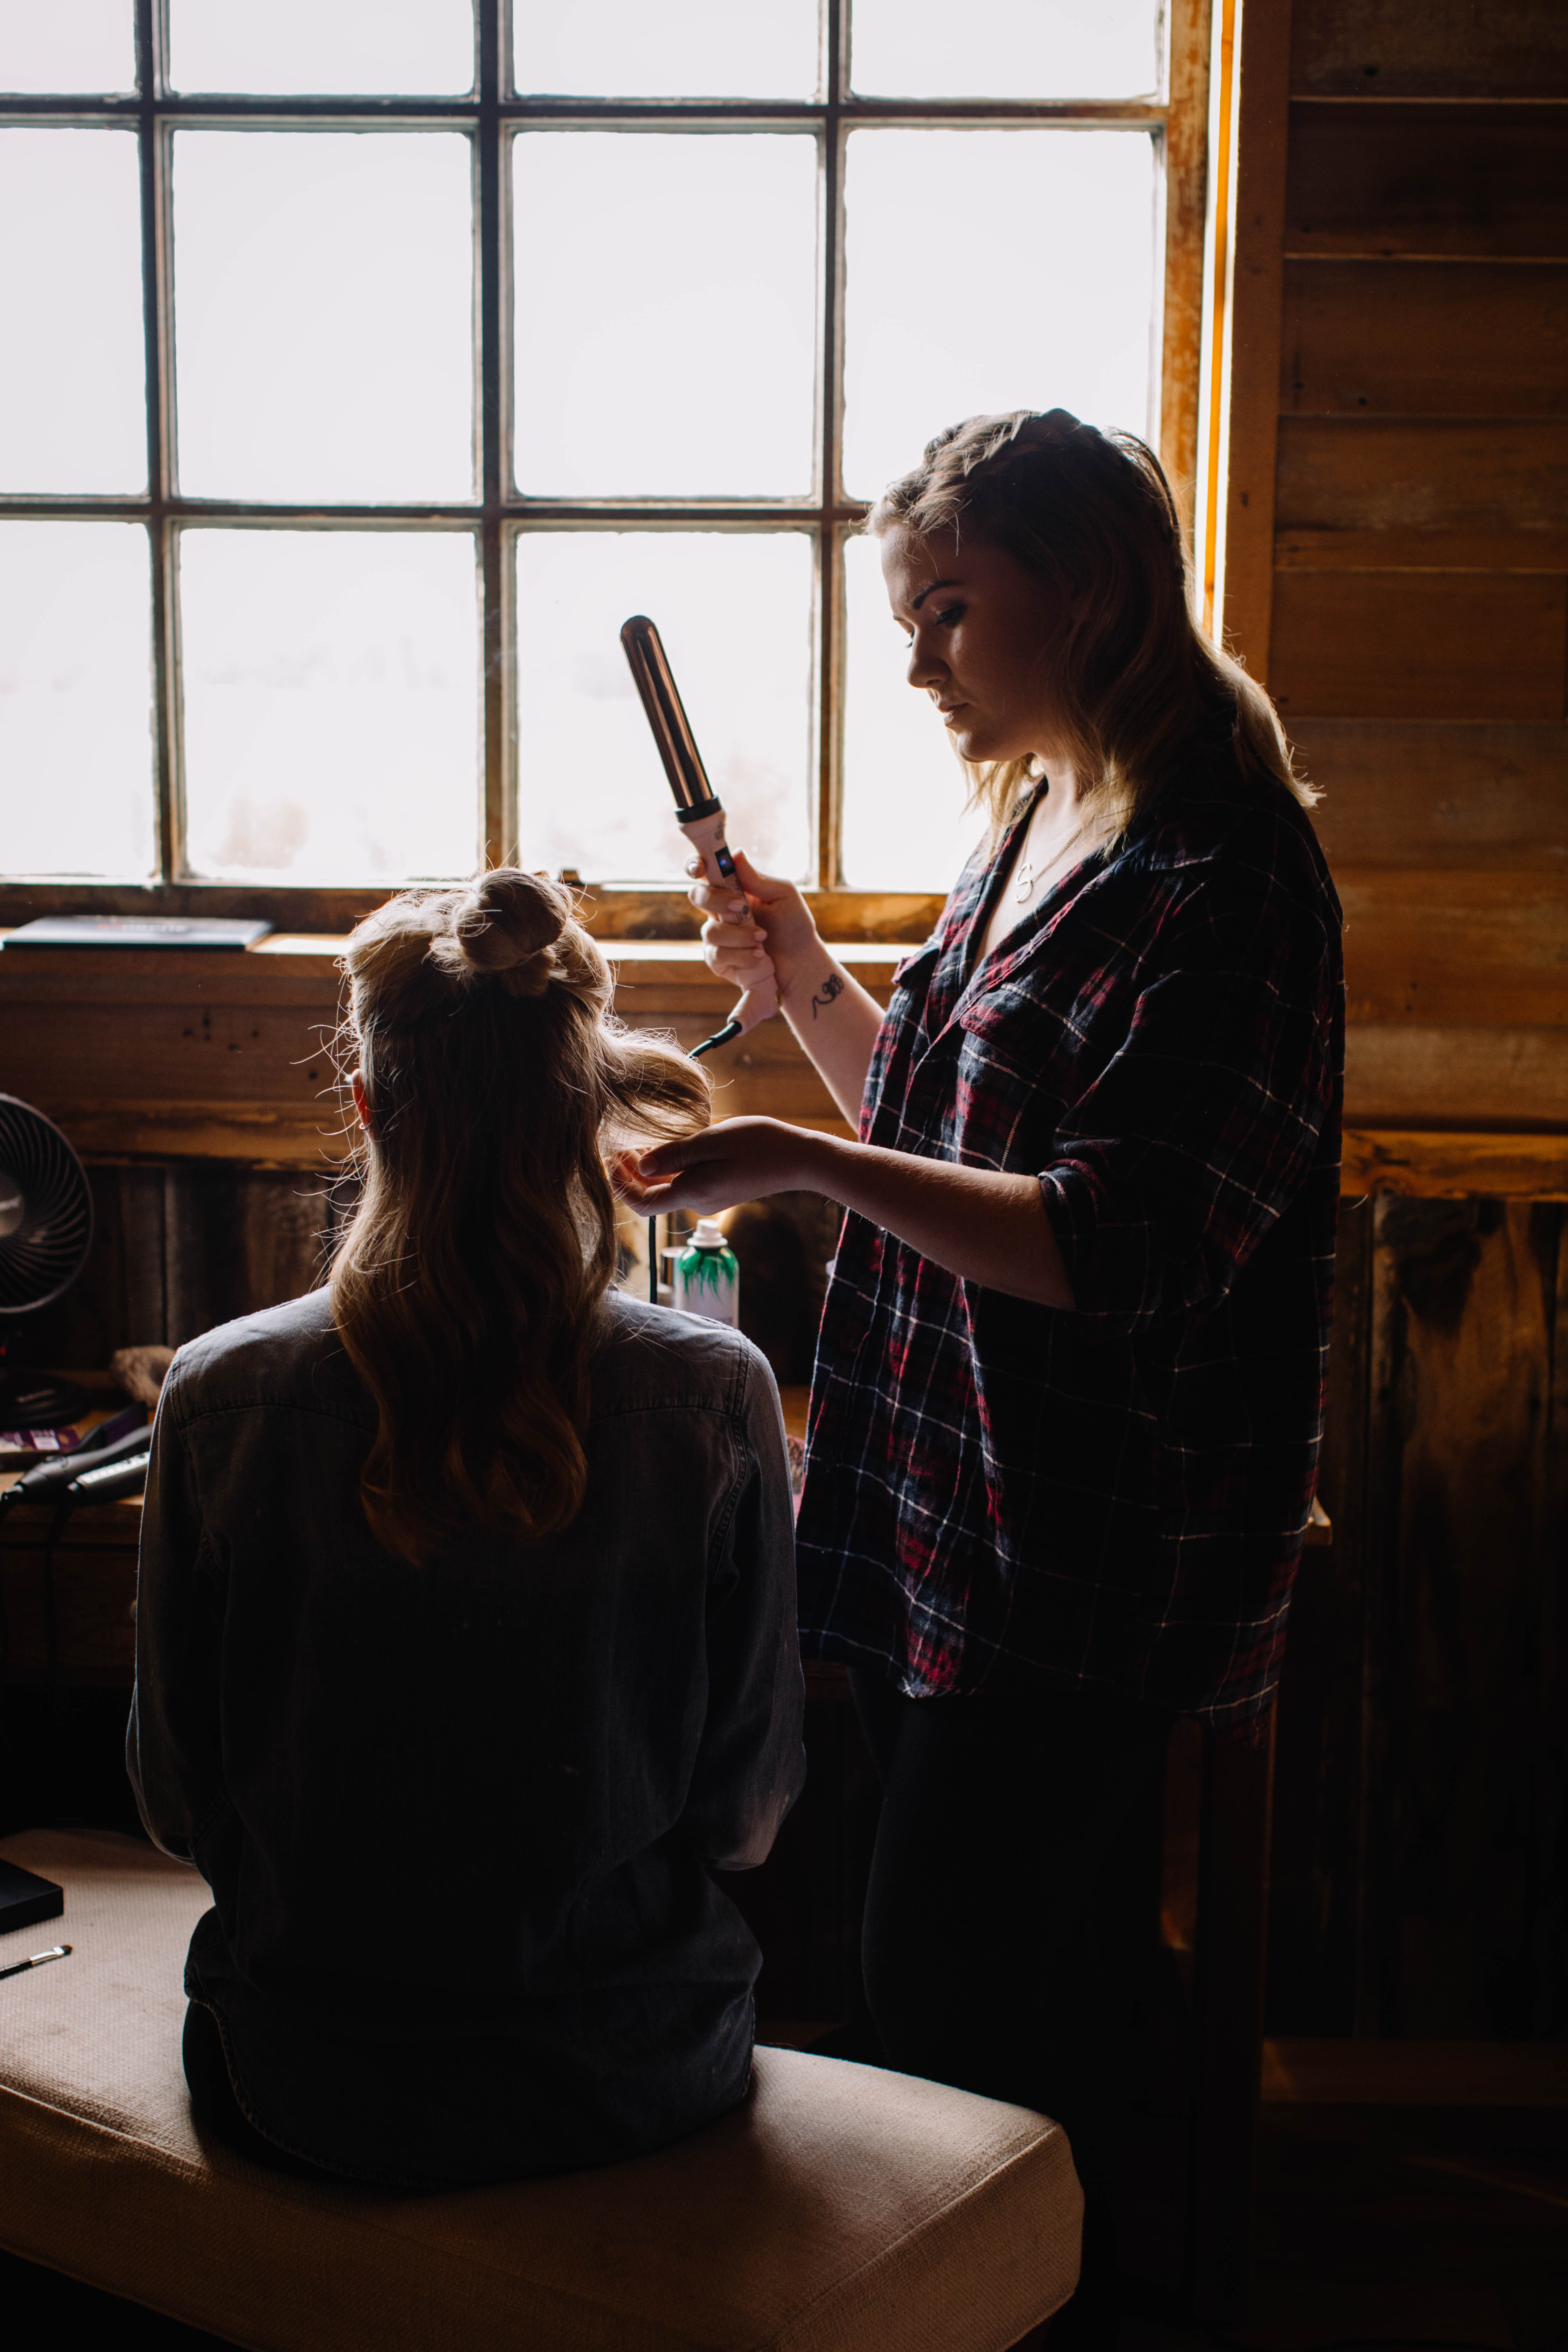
[330,869,710,1566]
[867,409,1316,841]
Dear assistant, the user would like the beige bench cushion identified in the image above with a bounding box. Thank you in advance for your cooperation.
[0,1829,1080,2352]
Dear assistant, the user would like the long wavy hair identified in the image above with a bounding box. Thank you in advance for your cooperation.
[866,408,1316,841]
[329,869,710,1566]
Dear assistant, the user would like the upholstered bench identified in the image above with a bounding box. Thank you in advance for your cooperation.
[0,1830,1081,2351]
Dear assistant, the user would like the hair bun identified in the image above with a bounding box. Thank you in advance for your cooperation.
[437,869,570,997]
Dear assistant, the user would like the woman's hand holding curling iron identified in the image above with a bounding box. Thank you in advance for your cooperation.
[613,1118,1077,1312]
[687,849,884,1125]
[672,851,1076,1304]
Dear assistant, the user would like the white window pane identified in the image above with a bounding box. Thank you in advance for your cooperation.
[516,1,817,98]
[514,531,812,884]
[168,0,473,94]
[842,533,985,891]
[842,129,1156,501]
[180,531,480,884]
[514,135,818,498]
[0,0,134,92]
[173,131,474,503]
[852,0,1158,98]
[0,522,154,879]
[0,130,145,494]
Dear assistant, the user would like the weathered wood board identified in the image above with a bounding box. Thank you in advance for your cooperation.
[1274,419,1568,573]
[1270,573,1567,723]
[1269,1195,1568,2038]
[1285,101,1568,258]
[1281,262,1568,418]
[1290,0,1568,97]
[1298,722,1568,869]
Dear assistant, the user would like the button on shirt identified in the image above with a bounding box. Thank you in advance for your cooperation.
[796,747,1344,1730]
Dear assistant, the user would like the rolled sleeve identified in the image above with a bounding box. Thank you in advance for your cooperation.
[1039,878,1338,1338]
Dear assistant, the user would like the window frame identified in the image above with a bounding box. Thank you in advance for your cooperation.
[0,0,1211,941]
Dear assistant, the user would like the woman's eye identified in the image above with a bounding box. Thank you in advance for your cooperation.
[936,603,965,628]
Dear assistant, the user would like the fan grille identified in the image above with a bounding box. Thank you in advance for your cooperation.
[0,1096,94,1316]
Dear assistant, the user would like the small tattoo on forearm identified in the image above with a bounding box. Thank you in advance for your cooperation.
[810,971,845,1020]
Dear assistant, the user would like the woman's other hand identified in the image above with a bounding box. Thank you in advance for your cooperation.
[688,848,822,1012]
[614,1122,1076,1307]
[613,1118,823,1219]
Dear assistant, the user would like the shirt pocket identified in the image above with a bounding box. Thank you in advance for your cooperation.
[951,987,1076,1168]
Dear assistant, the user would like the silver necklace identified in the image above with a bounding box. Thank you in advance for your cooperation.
[1013,819,1087,904]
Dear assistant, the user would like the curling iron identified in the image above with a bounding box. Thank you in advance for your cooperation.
[0,1416,152,1526]
[619,615,778,1060]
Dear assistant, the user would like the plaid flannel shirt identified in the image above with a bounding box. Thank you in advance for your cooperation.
[796,744,1344,1729]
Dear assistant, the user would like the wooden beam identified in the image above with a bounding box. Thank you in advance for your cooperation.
[1213,0,1296,680]
[1161,0,1216,541]
[1342,1129,1568,1200]
[1262,2037,1568,2106]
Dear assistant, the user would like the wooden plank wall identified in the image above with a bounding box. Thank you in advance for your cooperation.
[1264,0,1568,1127]
[1270,1197,1568,2036]
[1242,0,1568,2037]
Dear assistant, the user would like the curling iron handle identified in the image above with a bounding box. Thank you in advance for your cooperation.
[680,807,778,1036]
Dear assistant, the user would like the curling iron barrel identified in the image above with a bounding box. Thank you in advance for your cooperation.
[619,615,778,1047]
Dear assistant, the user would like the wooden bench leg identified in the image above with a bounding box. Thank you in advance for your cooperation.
[1188,1707,1276,2326]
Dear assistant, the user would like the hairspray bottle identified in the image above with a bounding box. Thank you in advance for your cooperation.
[672,1220,740,1328]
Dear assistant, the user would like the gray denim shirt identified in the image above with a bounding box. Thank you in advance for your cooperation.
[127,1285,804,2187]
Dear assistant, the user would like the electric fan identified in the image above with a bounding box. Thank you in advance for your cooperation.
[0,1095,95,1429]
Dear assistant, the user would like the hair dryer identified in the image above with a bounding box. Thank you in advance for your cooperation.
[619,615,778,1058]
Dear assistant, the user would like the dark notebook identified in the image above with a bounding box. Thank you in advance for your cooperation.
[0,1858,64,1936]
[2,915,272,949]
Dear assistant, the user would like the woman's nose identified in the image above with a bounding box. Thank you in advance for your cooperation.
[906,633,944,691]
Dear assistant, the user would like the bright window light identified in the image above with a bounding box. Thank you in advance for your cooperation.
[0,521,154,878]
[841,531,986,892]
[167,0,474,95]
[514,133,819,499]
[0,130,145,495]
[516,0,818,98]
[0,0,134,93]
[843,128,1157,502]
[513,530,813,884]
[172,131,475,504]
[180,530,481,883]
[851,0,1159,99]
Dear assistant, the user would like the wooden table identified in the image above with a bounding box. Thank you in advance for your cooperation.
[1,1379,145,1686]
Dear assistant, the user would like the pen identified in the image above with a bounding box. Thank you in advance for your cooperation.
[0,1943,71,1981]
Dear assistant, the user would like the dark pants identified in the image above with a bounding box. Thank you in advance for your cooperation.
[849,1671,1170,2333]
[183,2000,327,2179]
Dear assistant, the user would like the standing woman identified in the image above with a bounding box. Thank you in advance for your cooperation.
[620,411,1343,2326]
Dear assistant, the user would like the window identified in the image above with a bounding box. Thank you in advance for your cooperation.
[0,1,1208,935]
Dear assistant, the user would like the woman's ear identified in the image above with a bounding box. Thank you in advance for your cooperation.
[351,1070,372,1135]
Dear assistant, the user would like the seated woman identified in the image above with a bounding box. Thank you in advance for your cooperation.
[127,871,804,2188]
